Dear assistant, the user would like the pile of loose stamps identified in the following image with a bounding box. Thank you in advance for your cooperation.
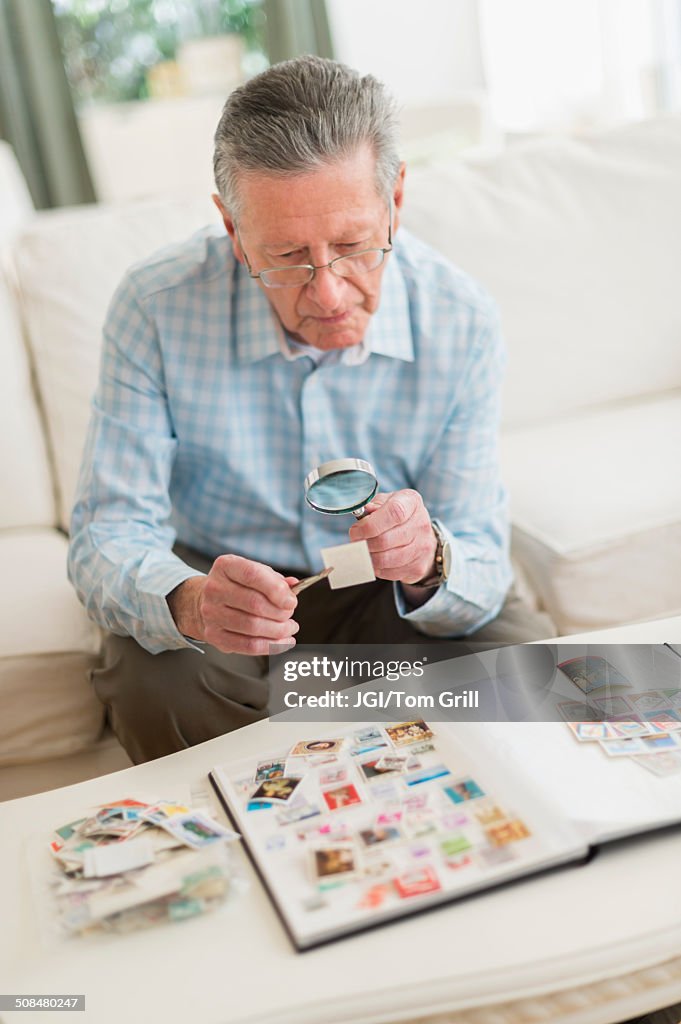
[559,689,681,775]
[48,798,238,935]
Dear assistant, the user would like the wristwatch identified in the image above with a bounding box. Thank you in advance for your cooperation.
[413,521,452,588]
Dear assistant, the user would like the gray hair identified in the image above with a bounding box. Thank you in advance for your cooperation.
[213,55,401,216]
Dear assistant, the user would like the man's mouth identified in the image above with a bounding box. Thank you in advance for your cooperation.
[314,310,351,324]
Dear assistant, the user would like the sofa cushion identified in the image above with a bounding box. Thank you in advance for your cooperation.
[0,141,55,530]
[11,197,215,531]
[0,272,56,530]
[0,529,102,766]
[502,391,681,634]
[403,115,681,427]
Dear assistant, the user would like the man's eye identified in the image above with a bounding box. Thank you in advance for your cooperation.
[339,241,364,250]
[273,250,304,261]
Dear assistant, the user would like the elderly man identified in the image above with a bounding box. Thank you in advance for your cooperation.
[68,56,553,764]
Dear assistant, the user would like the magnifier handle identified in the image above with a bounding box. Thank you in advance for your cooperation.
[352,501,378,519]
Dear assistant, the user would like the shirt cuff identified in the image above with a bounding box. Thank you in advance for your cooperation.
[135,557,208,654]
[393,521,506,638]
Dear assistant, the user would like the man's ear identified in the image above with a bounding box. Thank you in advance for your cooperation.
[211,192,244,262]
[392,162,406,232]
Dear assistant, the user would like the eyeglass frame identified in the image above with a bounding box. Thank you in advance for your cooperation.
[234,200,394,289]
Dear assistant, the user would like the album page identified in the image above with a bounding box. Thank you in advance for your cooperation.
[465,721,681,845]
[211,719,586,950]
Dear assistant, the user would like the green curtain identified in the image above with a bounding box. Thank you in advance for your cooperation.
[0,0,95,209]
[263,0,335,64]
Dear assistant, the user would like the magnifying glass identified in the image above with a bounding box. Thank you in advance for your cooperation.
[304,458,378,518]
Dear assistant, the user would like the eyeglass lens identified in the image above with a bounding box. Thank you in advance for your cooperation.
[260,249,385,287]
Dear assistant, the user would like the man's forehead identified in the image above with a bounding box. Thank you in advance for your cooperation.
[236,147,383,239]
[243,204,383,247]
[264,209,382,244]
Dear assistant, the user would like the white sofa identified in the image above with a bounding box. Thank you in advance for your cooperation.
[1,115,680,800]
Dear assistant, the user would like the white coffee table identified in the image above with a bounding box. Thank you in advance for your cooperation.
[2,618,681,1024]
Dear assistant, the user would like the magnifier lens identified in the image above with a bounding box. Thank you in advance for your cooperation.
[307,469,377,514]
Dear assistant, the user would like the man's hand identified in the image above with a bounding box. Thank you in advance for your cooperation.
[348,490,437,585]
[167,555,299,655]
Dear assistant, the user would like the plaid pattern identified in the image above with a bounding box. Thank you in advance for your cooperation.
[68,226,511,653]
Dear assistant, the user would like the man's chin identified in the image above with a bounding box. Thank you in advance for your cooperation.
[301,323,366,352]
[309,332,364,351]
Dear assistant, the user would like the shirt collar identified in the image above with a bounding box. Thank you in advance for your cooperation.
[361,245,414,363]
[233,241,414,366]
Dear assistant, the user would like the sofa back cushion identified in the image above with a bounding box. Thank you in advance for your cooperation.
[403,115,681,426]
[0,272,57,529]
[12,197,214,531]
[0,141,56,529]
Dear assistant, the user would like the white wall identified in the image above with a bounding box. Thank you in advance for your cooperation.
[329,0,680,135]
[478,0,671,132]
[327,0,486,104]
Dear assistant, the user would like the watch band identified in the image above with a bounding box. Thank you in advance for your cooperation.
[412,521,448,588]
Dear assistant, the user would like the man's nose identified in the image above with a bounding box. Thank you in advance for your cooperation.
[306,264,346,310]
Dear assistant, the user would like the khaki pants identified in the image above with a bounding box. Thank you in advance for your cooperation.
[93,545,555,764]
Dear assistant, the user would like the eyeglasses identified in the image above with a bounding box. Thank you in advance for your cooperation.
[236,204,393,289]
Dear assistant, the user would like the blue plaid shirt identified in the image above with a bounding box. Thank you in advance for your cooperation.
[68,226,512,654]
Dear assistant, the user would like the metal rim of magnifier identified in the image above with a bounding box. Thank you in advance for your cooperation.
[304,458,378,516]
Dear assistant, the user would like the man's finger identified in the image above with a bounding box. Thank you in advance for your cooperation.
[204,626,297,656]
[213,580,298,621]
[374,555,428,583]
[370,543,419,574]
[362,523,415,553]
[350,491,418,540]
[361,494,389,515]
[213,554,297,609]
[204,606,300,641]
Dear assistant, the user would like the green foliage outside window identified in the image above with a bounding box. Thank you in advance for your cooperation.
[53,0,266,105]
